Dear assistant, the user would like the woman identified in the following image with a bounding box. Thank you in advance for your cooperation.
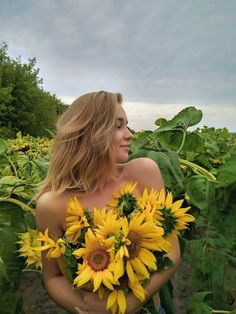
[36,91,180,314]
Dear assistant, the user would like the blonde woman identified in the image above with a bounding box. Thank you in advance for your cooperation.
[36,91,180,314]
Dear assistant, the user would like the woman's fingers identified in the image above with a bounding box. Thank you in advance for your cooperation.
[75,308,108,314]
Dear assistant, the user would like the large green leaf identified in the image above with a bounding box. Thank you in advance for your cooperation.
[216,152,236,188]
[186,175,216,211]
[182,132,205,155]
[155,107,203,132]
[187,291,212,314]
[0,202,26,232]
[139,150,185,197]
[129,149,185,197]
[0,226,24,287]
[130,131,152,154]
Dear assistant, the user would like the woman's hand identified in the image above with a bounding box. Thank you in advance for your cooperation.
[74,289,111,314]
[75,289,142,314]
[125,292,143,314]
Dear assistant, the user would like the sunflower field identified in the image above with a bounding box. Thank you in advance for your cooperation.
[0,107,236,314]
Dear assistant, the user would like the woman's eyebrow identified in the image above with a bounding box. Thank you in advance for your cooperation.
[117,117,128,124]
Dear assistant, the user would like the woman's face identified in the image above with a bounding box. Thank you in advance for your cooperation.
[112,104,133,163]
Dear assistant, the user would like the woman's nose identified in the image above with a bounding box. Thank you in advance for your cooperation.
[125,127,133,139]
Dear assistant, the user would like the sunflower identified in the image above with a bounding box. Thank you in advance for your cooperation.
[137,187,164,224]
[93,207,118,229]
[93,209,125,281]
[73,228,117,292]
[108,182,137,216]
[65,197,90,244]
[17,229,42,269]
[116,212,169,290]
[159,191,195,237]
[34,228,66,259]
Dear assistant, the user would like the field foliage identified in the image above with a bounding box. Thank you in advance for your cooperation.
[0,107,235,313]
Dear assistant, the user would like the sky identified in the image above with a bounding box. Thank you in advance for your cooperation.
[0,0,236,131]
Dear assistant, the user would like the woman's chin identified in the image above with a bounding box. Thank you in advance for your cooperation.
[115,155,129,163]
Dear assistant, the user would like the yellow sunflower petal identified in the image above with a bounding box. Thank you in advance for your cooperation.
[74,266,93,287]
[117,290,126,314]
[107,290,118,309]
[138,248,157,271]
[114,257,124,282]
[129,280,146,302]
[171,199,184,212]
[126,260,137,284]
[93,272,103,291]
[130,257,149,279]
[165,191,173,209]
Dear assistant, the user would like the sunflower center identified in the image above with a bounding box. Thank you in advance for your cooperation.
[127,231,141,259]
[87,248,110,271]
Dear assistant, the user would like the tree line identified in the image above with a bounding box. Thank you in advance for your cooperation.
[0,42,68,138]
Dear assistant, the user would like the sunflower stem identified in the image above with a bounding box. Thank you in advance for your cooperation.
[0,197,35,214]
[179,158,216,181]
[22,268,42,273]
[211,310,231,314]
[176,129,186,154]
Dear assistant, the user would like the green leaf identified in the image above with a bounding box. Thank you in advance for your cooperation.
[216,152,236,188]
[146,150,185,197]
[155,107,203,132]
[186,175,216,211]
[159,281,174,314]
[183,133,205,155]
[2,166,13,176]
[155,118,167,127]
[0,139,7,154]
[187,291,212,314]
[24,212,36,229]
[0,176,27,186]
[0,226,24,289]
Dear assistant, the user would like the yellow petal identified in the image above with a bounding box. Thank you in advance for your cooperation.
[93,272,102,292]
[171,199,184,212]
[138,248,157,271]
[114,258,124,282]
[165,191,173,209]
[129,280,146,302]
[130,258,149,278]
[74,266,93,287]
[126,260,137,284]
[117,290,126,314]
[107,290,117,309]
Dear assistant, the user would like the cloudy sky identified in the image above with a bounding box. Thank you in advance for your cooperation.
[1,0,236,131]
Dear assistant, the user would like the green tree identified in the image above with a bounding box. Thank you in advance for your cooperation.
[0,42,67,138]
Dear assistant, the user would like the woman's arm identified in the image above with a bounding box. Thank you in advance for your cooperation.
[126,236,180,314]
[125,158,181,314]
[36,193,110,314]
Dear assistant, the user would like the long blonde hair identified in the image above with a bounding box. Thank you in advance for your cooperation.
[39,91,123,196]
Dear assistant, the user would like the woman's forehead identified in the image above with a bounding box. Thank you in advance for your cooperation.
[116,104,127,120]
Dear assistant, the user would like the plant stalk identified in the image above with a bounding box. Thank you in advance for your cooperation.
[0,197,35,214]
[179,158,216,181]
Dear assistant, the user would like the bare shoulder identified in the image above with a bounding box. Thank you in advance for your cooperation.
[125,158,164,192]
[36,191,67,236]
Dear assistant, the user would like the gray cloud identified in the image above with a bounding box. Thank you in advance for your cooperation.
[0,0,236,129]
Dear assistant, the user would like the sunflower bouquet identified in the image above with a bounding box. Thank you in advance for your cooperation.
[33,182,195,314]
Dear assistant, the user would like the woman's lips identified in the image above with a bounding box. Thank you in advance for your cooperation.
[120,145,130,150]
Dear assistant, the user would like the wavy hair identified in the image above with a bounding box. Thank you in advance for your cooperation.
[38,91,123,196]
